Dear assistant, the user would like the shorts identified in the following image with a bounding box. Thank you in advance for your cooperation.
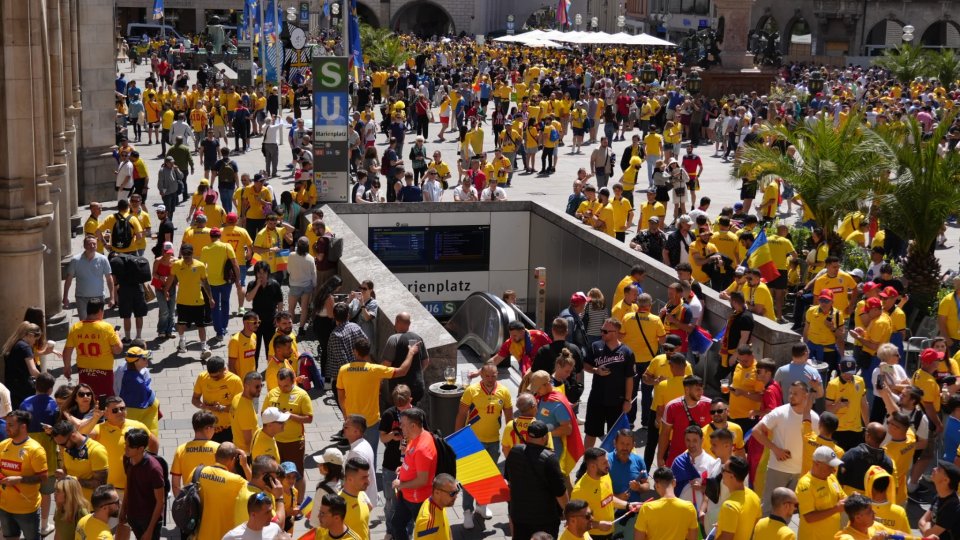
[118,285,148,318]
[147,122,159,129]
[616,112,626,123]
[921,429,942,460]
[176,303,210,327]
[0,509,39,540]
[289,284,312,299]
[440,116,449,126]
[686,176,700,191]
[584,401,625,437]
[572,127,585,137]
[278,439,306,474]
[768,272,789,290]
[78,368,114,398]
[525,145,539,154]
[740,184,758,200]
[212,125,226,139]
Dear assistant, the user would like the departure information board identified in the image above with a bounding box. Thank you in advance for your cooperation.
[369,225,490,272]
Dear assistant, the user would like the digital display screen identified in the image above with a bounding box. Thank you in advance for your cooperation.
[369,226,490,272]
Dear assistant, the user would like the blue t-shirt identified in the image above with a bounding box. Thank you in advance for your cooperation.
[773,362,822,403]
[607,451,648,503]
[942,416,960,463]
[20,395,59,433]
[536,399,570,452]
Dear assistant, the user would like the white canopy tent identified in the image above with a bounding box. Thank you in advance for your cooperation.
[495,29,676,47]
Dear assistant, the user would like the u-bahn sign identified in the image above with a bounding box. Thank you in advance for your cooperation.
[312,56,350,202]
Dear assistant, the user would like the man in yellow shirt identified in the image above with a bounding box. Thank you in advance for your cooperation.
[412,474,458,540]
[638,189,667,227]
[340,457,373,539]
[937,276,960,352]
[250,408,286,463]
[51,420,109,503]
[715,456,761,540]
[825,358,869,451]
[170,411,221,496]
[865,465,909,533]
[200,228,240,340]
[262,368,313,500]
[743,269,776,322]
[221,212,254,313]
[728,348,764,434]
[0,410,48,535]
[592,188,616,238]
[608,183,634,242]
[882,412,916,505]
[229,312,260,376]
[835,493,904,540]
[230,371,263,454]
[252,214,294,277]
[801,411,845,475]
[82,202,105,254]
[796,446,845,538]
[454,361,514,528]
[813,256,858,318]
[337,337,417,449]
[752,487,797,540]
[240,174,274,239]
[634,466,698,540]
[851,297,892,396]
[571,448,640,537]
[196,443,249,540]
[191,356,243,443]
[690,229,720,285]
[90,396,159,491]
[164,243,214,358]
[643,128,664,187]
[96,198,143,254]
[803,289,845,375]
[77,485,119,540]
[622,293,666,426]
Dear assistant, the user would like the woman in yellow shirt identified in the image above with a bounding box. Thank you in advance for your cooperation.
[523,119,540,173]
[663,121,682,162]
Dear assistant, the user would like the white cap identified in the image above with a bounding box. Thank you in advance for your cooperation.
[812,446,843,467]
[262,407,291,424]
[318,447,344,466]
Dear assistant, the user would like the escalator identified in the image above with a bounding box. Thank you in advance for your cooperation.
[445,292,536,388]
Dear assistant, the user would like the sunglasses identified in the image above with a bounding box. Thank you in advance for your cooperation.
[600,329,615,334]
[710,409,727,414]
[818,298,832,303]
[77,392,93,398]
[111,407,126,413]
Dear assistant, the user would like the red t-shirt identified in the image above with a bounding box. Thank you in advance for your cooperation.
[399,430,437,503]
[496,330,552,374]
[662,396,712,466]
[762,381,784,411]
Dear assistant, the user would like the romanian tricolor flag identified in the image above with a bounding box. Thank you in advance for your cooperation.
[446,427,510,505]
[744,229,781,283]
[541,390,584,474]
[275,249,290,272]
[298,496,313,519]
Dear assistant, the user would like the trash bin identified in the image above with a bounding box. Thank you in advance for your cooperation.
[426,381,464,436]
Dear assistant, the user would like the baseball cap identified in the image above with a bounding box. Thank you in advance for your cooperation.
[570,292,588,305]
[163,241,174,251]
[318,447,344,466]
[279,461,300,478]
[125,347,150,361]
[209,227,222,237]
[880,286,899,299]
[813,446,843,467]
[862,282,881,294]
[226,211,238,223]
[678,214,693,224]
[734,266,746,276]
[648,216,660,224]
[849,268,865,280]
[938,460,960,485]
[199,178,210,186]
[818,289,834,301]
[862,297,882,313]
[164,156,174,162]
[526,420,550,439]
[664,334,684,348]
[262,407,291,424]
[156,204,166,213]
[921,348,944,364]
[163,249,174,256]
[733,202,744,210]
[840,357,858,374]
[647,187,657,194]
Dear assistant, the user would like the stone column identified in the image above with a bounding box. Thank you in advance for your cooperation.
[713,0,756,71]
[63,0,82,231]
[77,0,120,204]
[0,0,58,338]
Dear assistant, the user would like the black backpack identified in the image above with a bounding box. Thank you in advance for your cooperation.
[128,255,152,283]
[111,213,134,250]
[432,431,457,478]
[218,160,237,187]
[327,236,343,263]
[171,465,204,535]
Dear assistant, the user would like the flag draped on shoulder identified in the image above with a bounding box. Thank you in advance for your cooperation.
[744,228,781,282]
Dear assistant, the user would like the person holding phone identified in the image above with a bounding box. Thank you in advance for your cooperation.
[234,455,285,527]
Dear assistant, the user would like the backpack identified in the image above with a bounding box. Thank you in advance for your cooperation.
[218,161,237,186]
[549,127,560,142]
[327,236,343,263]
[432,431,457,478]
[128,255,152,284]
[171,465,204,536]
[111,213,134,250]
[223,258,236,284]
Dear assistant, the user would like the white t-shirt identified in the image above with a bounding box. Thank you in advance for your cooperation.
[686,295,703,326]
[453,186,478,201]
[757,404,819,474]
[347,439,379,507]
[871,363,909,392]
[703,458,731,531]
[221,522,283,540]
[676,451,720,506]
[480,186,506,201]
[286,253,316,289]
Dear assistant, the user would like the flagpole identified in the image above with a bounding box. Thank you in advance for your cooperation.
[259,0,266,97]
[275,0,281,87]
[342,0,348,59]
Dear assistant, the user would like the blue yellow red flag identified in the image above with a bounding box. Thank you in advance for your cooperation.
[446,427,510,505]
[744,229,781,282]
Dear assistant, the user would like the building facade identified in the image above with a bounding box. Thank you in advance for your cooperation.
[749,0,959,59]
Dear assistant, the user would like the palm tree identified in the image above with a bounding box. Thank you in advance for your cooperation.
[359,24,408,69]
[859,113,960,311]
[925,49,960,87]
[738,112,880,250]
[875,43,927,85]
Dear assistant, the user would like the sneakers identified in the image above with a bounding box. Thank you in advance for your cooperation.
[177,339,187,354]
[462,509,475,529]
[201,347,212,360]
[478,504,492,519]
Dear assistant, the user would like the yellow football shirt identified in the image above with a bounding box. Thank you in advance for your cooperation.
[413,498,452,540]
[171,259,208,306]
[66,320,122,372]
[572,473,615,535]
[262,386,313,443]
[193,371,243,429]
[716,488,761,540]
[460,383,513,443]
[634,497,698,539]
[91,419,149,489]
[170,439,219,478]
[336,362,395,425]
[230,394,259,453]
[76,514,112,540]
[60,436,109,502]
[228,331,258,378]
[250,428,280,462]
[0,437,46,514]
[200,241,237,286]
[796,472,843,539]
[825,376,866,432]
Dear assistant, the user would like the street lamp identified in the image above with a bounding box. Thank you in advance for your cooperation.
[641,62,657,83]
[902,24,915,43]
[575,13,582,30]
[808,70,824,94]
[591,17,599,30]
[617,15,625,31]
[686,70,702,94]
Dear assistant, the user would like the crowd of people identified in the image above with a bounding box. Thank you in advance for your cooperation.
[5,25,960,540]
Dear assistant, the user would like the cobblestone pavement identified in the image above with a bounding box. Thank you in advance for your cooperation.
[53,60,948,537]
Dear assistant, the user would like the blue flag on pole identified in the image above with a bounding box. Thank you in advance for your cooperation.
[323,0,330,17]
[152,0,164,20]
[263,0,283,84]
[599,412,631,452]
